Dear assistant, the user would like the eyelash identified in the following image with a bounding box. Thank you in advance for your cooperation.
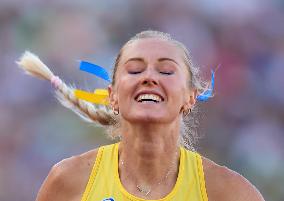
[128,71,174,75]
[160,71,174,75]
[128,71,141,74]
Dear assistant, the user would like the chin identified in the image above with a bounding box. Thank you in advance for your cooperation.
[122,111,172,124]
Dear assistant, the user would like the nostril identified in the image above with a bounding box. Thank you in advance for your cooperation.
[142,80,147,85]
[142,79,158,85]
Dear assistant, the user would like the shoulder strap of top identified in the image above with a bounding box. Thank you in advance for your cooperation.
[81,146,105,201]
[195,153,209,201]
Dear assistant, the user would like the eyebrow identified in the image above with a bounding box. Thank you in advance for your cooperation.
[158,58,179,66]
[124,57,179,66]
[124,57,144,64]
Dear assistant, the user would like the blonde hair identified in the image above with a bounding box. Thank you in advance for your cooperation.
[17,30,208,150]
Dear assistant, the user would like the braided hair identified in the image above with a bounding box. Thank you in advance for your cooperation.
[17,30,209,150]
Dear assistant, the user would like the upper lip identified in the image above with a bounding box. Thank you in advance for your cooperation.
[134,90,165,102]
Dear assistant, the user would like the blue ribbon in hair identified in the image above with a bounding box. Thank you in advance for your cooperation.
[196,65,219,102]
[79,61,111,82]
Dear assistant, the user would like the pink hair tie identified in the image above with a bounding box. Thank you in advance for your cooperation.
[50,75,62,89]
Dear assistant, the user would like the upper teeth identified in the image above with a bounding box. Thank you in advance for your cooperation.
[137,94,162,102]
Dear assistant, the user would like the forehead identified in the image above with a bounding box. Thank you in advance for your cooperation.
[121,38,184,62]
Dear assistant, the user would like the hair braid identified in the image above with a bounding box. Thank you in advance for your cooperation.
[18,30,209,148]
[16,51,117,127]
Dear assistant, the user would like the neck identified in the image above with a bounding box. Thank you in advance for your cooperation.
[118,120,181,197]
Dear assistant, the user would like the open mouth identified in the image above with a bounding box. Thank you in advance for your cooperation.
[135,94,163,103]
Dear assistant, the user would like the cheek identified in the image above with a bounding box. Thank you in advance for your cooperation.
[164,75,189,101]
[116,75,136,102]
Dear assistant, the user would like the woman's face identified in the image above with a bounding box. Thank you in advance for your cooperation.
[109,38,196,124]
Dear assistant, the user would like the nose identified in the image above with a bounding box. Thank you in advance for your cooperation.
[141,68,158,86]
[142,77,158,86]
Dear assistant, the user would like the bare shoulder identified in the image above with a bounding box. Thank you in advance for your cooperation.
[201,156,265,201]
[36,148,99,201]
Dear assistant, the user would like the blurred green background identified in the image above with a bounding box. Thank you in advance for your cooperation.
[0,0,284,200]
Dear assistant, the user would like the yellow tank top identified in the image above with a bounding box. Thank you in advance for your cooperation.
[81,143,208,201]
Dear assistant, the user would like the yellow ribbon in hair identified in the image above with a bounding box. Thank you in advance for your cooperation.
[74,89,109,105]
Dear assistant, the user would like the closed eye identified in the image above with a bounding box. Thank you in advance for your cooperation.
[160,71,174,75]
[128,71,141,74]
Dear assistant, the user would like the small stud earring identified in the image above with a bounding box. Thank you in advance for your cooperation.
[112,107,119,115]
[183,108,191,117]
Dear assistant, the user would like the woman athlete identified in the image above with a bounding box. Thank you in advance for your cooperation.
[18,30,265,201]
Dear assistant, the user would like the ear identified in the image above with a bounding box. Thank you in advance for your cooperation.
[108,84,118,109]
[183,88,197,111]
[188,88,197,106]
